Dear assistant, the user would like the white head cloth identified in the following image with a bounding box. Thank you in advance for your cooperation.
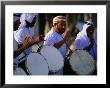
[19,13,38,27]
[53,16,66,25]
[75,24,94,49]
[85,20,95,26]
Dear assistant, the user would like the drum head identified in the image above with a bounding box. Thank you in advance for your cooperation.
[26,53,49,75]
[69,50,95,75]
[40,46,64,72]
[14,67,26,75]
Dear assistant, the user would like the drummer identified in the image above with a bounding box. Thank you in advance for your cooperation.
[14,13,44,55]
[44,16,71,75]
[71,22,97,60]
[13,14,44,74]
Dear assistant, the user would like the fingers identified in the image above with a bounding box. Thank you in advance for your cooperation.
[24,36,31,42]
[23,36,31,48]
[33,35,44,44]
[64,31,71,41]
[38,35,44,41]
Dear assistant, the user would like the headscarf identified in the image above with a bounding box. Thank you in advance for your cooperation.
[19,13,38,27]
[85,20,95,27]
[75,20,84,32]
[75,24,94,49]
[14,13,38,44]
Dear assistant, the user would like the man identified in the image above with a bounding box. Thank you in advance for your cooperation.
[44,16,71,75]
[73,23,97,60]
[13,13,44,74]
[14,13,42,55]
[13,36,43,74]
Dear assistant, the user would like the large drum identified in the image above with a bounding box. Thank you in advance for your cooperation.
[69,50,95,75]
[26,53,49,75]
[40,46,64,73]
[14,67,27,75]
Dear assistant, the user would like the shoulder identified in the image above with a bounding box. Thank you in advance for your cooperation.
[74,38,82,43]
[45,30,57,39]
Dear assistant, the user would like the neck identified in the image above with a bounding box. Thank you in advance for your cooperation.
[53,26,61,34]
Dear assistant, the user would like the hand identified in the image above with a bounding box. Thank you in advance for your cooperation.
[63,31,71,41]
[22,37,31,48]
[33,35,44,44]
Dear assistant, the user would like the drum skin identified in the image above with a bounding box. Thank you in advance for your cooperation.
[69,50,95,75]
[40,46,64,72]
[26,53,49,75]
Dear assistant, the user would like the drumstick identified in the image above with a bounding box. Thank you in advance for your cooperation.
[34,36,46,52]
[60,35,73,52]
[60,35,74,60]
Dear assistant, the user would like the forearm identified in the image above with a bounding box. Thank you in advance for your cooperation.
[54,38,66,49]
[29,40,39,47]
[14,46,26,58]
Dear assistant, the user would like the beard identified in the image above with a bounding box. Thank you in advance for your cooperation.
[59,28,65,34]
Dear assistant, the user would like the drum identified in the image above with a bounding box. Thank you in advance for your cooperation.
[69,50,95,75]
[40,46,64,72]
[26,53,49,75]
[14,67,27,75]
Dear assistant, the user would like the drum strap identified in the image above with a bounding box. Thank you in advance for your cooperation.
[18,55,27,63]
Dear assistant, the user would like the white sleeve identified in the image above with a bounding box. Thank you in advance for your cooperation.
[74,39,84,49]
[44,36,57,46]
[14,29,25,44]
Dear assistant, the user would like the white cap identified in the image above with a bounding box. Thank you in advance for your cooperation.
[53,16,66,25]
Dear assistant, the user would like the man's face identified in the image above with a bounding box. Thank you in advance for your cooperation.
[57,21,66,34]
[86,26,94,38]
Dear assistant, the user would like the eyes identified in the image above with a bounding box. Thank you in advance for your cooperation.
[58,22,66,28]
